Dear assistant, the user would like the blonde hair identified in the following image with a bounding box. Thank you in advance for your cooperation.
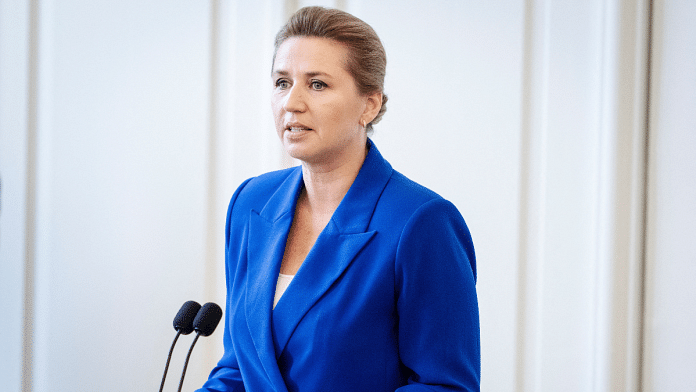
[274,6,388,133]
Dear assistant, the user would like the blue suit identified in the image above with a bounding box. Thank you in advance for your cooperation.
[197,140,480,391]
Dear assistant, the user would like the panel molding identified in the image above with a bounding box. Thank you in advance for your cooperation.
[516,0,650,390]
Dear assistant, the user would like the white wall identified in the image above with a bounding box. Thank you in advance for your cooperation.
[643,0,696,390]
[2,1,221,390]
[1,1,695,391]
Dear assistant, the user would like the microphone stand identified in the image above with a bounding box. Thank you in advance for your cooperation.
[177,332,202,392]
[159,331,182,392]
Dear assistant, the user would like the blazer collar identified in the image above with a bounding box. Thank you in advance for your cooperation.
[245,140,393,386]
[254,138,393,228]
[329,139,394,234]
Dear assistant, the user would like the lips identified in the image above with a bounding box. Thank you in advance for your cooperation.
[285,122,312,133]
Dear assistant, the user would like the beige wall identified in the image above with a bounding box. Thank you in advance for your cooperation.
[1,0,694,391]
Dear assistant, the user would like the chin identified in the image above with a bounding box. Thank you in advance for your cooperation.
[283,143,312,162]
[285,146,333,166]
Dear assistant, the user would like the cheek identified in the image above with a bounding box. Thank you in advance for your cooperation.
[271,99,284,128]
[333,101,364,129]
[323,100,359,126]
[271,97,280,115]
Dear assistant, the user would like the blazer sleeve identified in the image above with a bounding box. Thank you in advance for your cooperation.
[394,198,480,392]
[195,178,253,392]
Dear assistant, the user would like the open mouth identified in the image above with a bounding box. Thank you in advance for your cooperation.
[287,127,312,133]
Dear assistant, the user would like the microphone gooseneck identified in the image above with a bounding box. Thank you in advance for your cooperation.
[177,302,223,392]
[159,301,202,392]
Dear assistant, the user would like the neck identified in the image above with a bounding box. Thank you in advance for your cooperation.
[300,141,368,216]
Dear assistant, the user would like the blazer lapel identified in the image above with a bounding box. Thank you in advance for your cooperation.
[245,168,302,390]
[271,223,377,357]
[271,139,393,358]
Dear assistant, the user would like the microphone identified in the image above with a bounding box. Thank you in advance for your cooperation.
[174,300,202,334]
[159,301,201,392]
[177,302,223,392]
[193,302,224,336]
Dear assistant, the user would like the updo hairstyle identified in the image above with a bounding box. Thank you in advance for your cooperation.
[273,6,388,133]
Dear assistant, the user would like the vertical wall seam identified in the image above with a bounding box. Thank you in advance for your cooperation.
[514,0,533,387]
[204,0,221,369]
[530,2,552,389]
[592,0,653,389]
[592,0,611,389]
[21,1,39,391]
[515,0,548,390]
[637,0,654,390]
[206,0,219,303]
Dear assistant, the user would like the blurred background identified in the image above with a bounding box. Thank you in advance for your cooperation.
[1,0,694,391]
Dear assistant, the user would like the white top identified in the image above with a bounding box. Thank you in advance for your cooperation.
[273,273,295,309]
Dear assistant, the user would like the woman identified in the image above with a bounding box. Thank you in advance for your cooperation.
[197,6,479,392]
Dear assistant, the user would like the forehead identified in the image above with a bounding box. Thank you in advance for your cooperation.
[272,37,350,74]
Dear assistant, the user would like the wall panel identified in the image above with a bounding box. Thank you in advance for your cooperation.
[644,0,696,390]
[28,1,216,390]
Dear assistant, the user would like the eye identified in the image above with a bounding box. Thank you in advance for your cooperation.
[310,80,327,90]
[275,79,290,89]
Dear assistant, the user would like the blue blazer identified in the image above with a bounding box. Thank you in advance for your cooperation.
[197,140,479,392]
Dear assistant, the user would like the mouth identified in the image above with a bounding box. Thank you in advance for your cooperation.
[287,127,312,133]
[285,123,312,133]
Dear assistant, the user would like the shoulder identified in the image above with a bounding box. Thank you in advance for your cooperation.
[374,169,452,222]
[373,170,476,280]
[371,169,470,238]
[385,170,468,237]
[388,170,442,201]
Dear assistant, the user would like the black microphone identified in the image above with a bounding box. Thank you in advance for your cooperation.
[159,301,201,392]
[177,302,223,392]
[174,300,202,334]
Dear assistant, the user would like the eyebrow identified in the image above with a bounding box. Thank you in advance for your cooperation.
[272,70,332,78]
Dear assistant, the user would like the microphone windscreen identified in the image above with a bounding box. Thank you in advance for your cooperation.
[193,302,223,337]
[173,300,201,335]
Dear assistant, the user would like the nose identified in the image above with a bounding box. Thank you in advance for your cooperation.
[283,85,306,113]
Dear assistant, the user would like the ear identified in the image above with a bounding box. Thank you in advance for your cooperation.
[361,91,383,125]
